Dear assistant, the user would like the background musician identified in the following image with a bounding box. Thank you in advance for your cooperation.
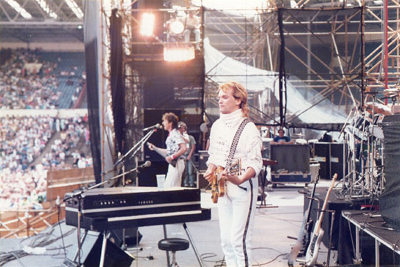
[148,113,187,187]
[203,81,262,267]
[178,121,197,187]
[271,127,293,144]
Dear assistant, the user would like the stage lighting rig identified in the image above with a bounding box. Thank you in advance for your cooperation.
[140,12,155,37]
[168,19,185,35]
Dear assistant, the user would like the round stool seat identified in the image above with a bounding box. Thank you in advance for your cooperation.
[158,238,189,252]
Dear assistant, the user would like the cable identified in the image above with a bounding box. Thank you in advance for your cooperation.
[259,253,287,266]
[251,247,287,266]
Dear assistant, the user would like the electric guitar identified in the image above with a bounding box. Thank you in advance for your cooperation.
[304,173,338,267]
[287,175,319,267]
[210,159,241,203]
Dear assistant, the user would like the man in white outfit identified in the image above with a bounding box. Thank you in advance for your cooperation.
[148,113,187,187]
[204,81,263,267]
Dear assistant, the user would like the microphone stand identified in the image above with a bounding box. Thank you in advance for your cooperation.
[103,128,158,186]
[64,129,157,266]
[63,164,146,266]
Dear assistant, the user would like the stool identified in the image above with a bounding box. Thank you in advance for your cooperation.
[158,238,189,267]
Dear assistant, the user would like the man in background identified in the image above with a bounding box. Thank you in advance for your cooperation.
[178,121,197,187]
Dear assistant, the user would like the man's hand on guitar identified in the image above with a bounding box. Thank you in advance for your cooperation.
[165,155,173,164]
[203,164,216,183]
[223,171,242,185]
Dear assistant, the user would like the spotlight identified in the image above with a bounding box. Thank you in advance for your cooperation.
[169,19,184,35]
[164,44,195,62]
[140,12,155,37]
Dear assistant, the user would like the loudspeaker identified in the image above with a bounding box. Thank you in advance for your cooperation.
[64,231,134,267]
[380,114,400,228]
[109,227,143,247]
[313,142,345,180]
[270,144,310,173]
[313,142,329,179]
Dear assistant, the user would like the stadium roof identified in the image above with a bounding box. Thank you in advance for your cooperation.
[0,0,84,43]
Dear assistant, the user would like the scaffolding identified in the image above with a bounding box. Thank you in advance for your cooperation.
[95,1,399,194]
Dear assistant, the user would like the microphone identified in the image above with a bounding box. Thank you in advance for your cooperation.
[143,123,162,131]
[139,161,151,168]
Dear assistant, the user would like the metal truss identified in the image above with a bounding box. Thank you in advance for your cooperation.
[205,1,400,118]
[0,0,84,42]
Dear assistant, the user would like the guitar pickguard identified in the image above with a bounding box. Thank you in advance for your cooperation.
[210,159,242,203]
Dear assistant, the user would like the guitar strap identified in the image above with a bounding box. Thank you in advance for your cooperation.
[226,118,249,190]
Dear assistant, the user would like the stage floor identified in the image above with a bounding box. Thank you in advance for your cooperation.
[1,181,340,267]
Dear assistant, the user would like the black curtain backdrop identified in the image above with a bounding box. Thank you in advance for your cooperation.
[110,9,125,155]
[84,1,101,184]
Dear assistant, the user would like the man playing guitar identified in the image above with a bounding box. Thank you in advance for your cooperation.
[148,112,187,188]
[203,82,263,267]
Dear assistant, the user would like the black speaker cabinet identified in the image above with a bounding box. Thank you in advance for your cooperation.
[313,142,329,179]
[198,150,209,172]
[64,232,134,267]
[270,144,310,173]
[313,142,345,180]
[380,114,400,227]
[109,227,143,247]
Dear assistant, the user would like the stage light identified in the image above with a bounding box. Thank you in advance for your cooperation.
[163,44,195,62]
[140,12,155,37]
[169,19,185,35]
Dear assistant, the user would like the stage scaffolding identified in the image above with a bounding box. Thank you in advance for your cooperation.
[95,1,400,188]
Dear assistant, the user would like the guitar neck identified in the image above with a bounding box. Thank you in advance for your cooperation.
[314,174,338,234]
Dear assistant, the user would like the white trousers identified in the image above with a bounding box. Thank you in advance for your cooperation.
[184,28,200,43]
[218,177,258,267]
[164,159,185,188]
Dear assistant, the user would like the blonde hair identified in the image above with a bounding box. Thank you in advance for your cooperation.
[218,81,249,117]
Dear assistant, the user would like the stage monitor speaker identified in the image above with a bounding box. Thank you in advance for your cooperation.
[380,114,400,228]
[109,227,143,248]
[64,231,134,267]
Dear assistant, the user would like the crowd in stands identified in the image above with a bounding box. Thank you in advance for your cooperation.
[0,115,92,210]
[0,48,85,109]
[0,48,91,211]
[0,48,61,109]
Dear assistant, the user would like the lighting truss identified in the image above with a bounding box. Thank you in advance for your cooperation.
[4,0,32,19]
[65,0,83,19]
[35,0,58,19]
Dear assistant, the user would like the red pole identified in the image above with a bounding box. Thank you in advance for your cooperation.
[384,0,389,105]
